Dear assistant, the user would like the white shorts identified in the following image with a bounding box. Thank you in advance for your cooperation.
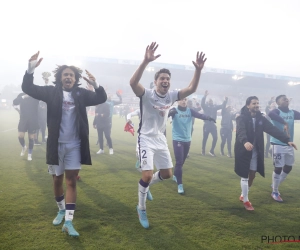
[249,147,258,171]
[272,145,295,168]
[47,141,81,176]
[138,134,173,171]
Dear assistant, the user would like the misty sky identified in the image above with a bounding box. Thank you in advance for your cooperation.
[1,0,299,88]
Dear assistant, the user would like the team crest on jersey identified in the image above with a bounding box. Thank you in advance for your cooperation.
[143,160,147,165]
[159,111,165,117]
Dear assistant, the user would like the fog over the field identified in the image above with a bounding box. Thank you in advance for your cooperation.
[0,0,299,92]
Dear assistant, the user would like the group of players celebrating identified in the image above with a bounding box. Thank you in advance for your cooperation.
[15,42,298,236]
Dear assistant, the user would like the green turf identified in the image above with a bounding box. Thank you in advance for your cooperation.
[1,109,300,250]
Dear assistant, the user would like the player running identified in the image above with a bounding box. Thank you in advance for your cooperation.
[130,42,207,228]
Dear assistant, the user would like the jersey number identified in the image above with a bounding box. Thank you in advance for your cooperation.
[141,150,147,159]
[273,153,281,160]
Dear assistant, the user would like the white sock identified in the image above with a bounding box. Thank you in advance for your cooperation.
[57,199,65,210]
[138,183,149,210]
[241,178,249,202]
[272,172,280,193]
[149,171,163,186]
[241,187,250,196]
[279,171,288,185]
[65,210,75,221]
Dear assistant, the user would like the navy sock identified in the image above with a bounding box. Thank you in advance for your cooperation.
[18,137,25,147]
[139,179,149,188]
[66,203,76,210]
[55,194,64,202]
[28,138,34,154]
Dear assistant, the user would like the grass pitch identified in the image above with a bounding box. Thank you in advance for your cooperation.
[1,109,300,250]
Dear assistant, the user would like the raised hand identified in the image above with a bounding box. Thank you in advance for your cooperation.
[29,51,43,68]
[144,42,161,63]
[83,70,98,89]
[192,52,207,70]
[204,90,209,96]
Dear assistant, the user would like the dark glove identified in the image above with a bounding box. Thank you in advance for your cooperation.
[207,116,216,123]
[168,108,178,118]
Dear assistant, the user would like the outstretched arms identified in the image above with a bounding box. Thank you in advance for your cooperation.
[190,109,216,123]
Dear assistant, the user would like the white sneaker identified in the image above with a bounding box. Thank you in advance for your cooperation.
[20,146,27,156]
[96,149,104,154]
[178,184,184,194]
[27,154,32,161]
[109,148,114,155]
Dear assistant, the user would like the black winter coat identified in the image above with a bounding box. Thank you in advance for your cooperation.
[93,103,111,129]
[22,72,107,165]
[234,106,290,178]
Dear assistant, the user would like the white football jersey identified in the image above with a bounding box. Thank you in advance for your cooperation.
[138,88,179,136]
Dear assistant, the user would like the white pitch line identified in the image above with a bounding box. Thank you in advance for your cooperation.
[1,128,16,133]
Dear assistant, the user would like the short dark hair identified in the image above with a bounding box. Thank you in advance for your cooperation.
[53,65,83,85]
[154,68,171,80]
[245,96,259,106]
[275,95,286,104]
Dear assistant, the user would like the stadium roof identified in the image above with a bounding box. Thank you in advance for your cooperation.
[82,56,300,82]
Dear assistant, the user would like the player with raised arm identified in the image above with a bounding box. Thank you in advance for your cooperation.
[201,91,226,156]
[130,42,207,228]
[22,51,107,237]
